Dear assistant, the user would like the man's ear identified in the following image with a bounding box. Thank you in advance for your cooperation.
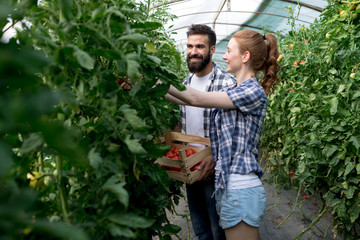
[210,45,216,54]
[243,50,251,63]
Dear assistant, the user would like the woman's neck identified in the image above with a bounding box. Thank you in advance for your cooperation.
[236,71,255,85]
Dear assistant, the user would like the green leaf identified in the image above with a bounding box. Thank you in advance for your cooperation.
[298,161,306,174]
[102,175,129,207]
[88,148,102,169]
[146,55,161,65]
[349,201,360,223]
[119,104,150,131]
[329,97,338,115]
[290,107,301,113]
[329,68,338,75]
[145,42,157,53]
[129,81,144,97]
[105,7,126,19]
[337,84,346,94]
[162,224,181,235]
[344,186,355,199]
[20,133,44,154]
[32,219,88,240]
[352,91,360,99]
[58,0,73,21]
[73,47,95,70]
[91,4,106,20]
[126,53,140,80]
[108,223,134,238]
[132,21,162,31]
[0,3,13,18]
[119,33,148,44]
[108,213,154,228]
[356,163,360,174]
[323,144,338,158]
[124,135,147,155]
[0,142,13,178]
[349,135,360,149]
[344,162,355,176]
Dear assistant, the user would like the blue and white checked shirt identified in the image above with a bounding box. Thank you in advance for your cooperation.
[180,63,237,137]
[210,77,267,190]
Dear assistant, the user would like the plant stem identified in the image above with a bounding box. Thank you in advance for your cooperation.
[324,222,333,239]
[291,205,328,240]
[276,183,302,229]
[266,176,280,211]
[289,183,293,205]
[299,199,307,220]
[56,156,69,223]
[37,152,44,173]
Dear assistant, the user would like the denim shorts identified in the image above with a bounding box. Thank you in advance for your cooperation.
[215,185,266,229]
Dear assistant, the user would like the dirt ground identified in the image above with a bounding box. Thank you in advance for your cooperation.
[160,181,344,240]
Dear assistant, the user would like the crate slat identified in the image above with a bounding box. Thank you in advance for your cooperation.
[166,132,210,146]
[166,169,202,185]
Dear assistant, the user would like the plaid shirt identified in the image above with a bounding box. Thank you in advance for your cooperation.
[210,77,267,190]
[180,63,237,137]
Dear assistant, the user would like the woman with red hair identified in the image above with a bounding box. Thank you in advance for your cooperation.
[163,29,280,240]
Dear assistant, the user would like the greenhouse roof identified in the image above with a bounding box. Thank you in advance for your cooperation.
[154,0,328,69]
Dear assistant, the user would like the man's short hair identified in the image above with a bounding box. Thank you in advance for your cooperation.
[186,24,216,47]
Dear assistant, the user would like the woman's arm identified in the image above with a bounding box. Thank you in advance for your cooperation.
[168,84,236,109]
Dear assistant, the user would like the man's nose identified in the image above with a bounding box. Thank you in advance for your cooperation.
[190,47,199,55]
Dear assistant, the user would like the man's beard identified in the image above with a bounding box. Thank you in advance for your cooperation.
[187,50,211,73]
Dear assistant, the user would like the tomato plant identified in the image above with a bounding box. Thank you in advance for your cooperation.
[261,0,360,239]
[0,0,188,239]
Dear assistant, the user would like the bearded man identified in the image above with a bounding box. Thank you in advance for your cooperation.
[179,24,236,240]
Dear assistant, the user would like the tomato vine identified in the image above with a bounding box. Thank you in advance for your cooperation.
[1,0,187,239]
[261,1,360,238]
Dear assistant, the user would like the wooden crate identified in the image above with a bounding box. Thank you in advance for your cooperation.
[155,132,212,184]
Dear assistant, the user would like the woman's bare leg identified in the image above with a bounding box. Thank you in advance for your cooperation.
[224,221,261,240]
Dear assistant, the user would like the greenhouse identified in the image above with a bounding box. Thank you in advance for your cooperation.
[1,0,360,239]
[160,0,327,68]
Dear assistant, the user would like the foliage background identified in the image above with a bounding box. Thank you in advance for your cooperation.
[261,0,360,239]
[1,0,188,239]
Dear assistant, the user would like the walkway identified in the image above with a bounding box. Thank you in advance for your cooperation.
[163,181,344,240]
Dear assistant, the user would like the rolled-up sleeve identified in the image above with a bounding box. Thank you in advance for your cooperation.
[226,81,266,115]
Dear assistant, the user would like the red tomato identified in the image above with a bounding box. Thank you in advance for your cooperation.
[168,166,182,172]
[186,148,196,157]
[190,160,203,172]
[165,151,175,159]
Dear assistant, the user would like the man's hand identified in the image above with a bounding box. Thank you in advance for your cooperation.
[197,154,215,181]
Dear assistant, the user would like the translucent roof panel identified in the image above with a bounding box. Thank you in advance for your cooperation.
[158,0,328,69]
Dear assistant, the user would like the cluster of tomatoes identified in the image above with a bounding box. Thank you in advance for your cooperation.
[160,147,202,172]
[163,146,195,159]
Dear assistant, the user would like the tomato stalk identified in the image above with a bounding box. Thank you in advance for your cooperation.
[299,198,308,220]
[56,156,69,223]
[266,175,281,211]
[276,183,302,229]
[168,197,191,240]
[292,205,329,240]
[37,152,44,173]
